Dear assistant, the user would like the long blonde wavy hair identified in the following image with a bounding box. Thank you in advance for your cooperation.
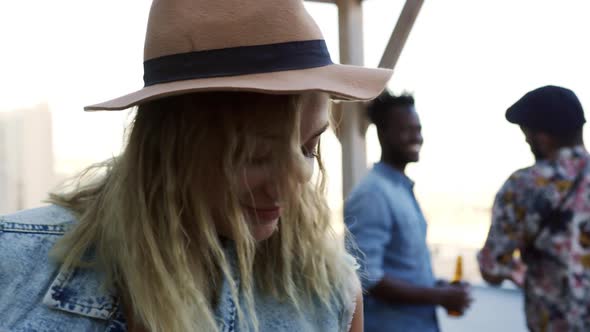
[50,92,358,332]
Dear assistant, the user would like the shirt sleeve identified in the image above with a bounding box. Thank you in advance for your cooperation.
[344,190,392,290]
[477,175,527,278]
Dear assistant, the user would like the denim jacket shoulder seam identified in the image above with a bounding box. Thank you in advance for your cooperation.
[0,219,70,235]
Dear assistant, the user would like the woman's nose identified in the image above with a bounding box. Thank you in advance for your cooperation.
[261,180,280,201]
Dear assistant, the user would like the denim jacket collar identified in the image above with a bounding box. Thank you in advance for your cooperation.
[37,239,239,331]
[42,264,120,321]
[39,245,240,330]
[41,264,128,332]
[1,205,123,324]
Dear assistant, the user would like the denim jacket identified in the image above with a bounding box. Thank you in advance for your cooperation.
[0,205,354,332]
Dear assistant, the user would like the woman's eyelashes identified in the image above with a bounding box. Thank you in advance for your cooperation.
[303,136,322,159]
[301,144,319,159]
[247,141,319,165]
[249,148,317,166]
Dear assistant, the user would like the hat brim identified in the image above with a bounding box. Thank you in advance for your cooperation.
[84,64,393,111]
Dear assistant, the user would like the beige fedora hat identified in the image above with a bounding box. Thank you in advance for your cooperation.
[85,0,393,111]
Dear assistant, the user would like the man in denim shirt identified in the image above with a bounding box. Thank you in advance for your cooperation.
[345,90,471,332]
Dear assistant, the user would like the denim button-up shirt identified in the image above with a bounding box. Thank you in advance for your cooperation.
[0,205,354,332]
[345,162,438,332]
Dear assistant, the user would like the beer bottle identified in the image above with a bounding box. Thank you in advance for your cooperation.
[448,255,463,317]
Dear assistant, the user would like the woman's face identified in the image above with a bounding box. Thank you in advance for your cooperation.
[237,92,330,241]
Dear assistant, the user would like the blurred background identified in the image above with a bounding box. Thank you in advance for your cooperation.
[1,1,589,329]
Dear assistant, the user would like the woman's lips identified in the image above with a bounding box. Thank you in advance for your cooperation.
[245,206,282,222]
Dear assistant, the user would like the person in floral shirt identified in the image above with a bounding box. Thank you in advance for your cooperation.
[478,85,590,332]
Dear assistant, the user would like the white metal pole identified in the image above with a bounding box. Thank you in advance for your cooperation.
[337,0,367,199]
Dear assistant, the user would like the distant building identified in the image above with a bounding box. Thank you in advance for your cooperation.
[0,104,55,214]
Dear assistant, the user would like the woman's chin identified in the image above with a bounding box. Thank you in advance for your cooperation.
[250,219,279,241]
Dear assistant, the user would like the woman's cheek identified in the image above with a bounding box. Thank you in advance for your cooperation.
[298,158,314,183]
[240,166,268,193]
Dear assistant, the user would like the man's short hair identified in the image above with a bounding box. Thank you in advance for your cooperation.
[367,89,415,130]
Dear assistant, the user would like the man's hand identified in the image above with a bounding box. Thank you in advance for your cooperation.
[509,260,527,288]
[436,283,473,313]
[480,260,527,288]
[480,269,505,286]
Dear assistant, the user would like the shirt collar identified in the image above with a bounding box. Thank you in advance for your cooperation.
[555,145,588,160]
[40,245,237,329]
[373,162,415,188]
[42,263,120,321]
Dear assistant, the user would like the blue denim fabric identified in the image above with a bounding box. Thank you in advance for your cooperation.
[344,162,439,332]
[0,205,352,332]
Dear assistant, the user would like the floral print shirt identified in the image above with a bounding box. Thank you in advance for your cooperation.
[478,146,590,332]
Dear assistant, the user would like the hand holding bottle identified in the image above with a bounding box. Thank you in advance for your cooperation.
[438,283,472,315]
[442,255,472,316]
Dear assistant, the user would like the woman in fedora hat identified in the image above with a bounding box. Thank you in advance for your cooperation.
[0,0,391,331]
